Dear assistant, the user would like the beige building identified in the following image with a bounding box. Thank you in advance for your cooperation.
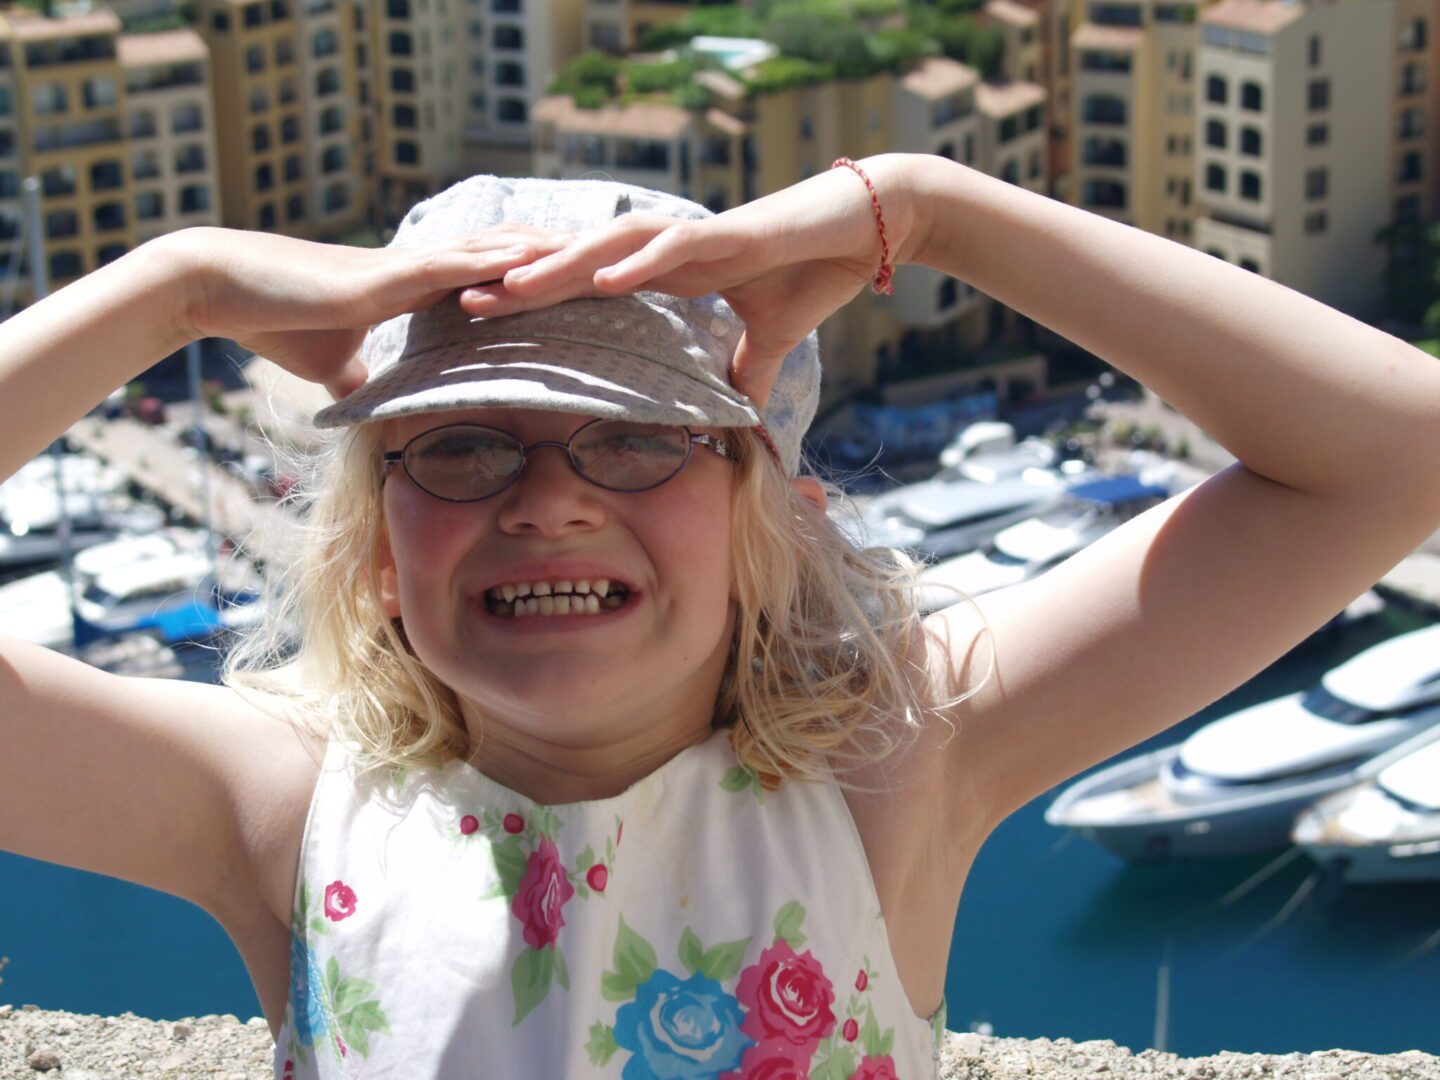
[1194,0,1429,318]
[0,6,223,303]
[533,49,1051,410]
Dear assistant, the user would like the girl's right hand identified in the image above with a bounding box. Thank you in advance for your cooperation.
[172,225,581,401]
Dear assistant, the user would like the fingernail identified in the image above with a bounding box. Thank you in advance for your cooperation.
[508,265,532,280]
[501,245,529,258]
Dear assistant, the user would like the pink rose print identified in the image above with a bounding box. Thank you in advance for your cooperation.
[843,1018,859,1041]
[503,812,525,834]
[852,1056,901,1080]
[323,881,357,921]
[587,864,608,892]
[722,1038,812,1080]
[510,836,575,949]
[856,968,868,992]
[460,814,480,835]
[734,939,836,1047]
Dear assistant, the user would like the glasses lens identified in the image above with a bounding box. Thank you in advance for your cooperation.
[572,421,690,491]
[405,426,523,500]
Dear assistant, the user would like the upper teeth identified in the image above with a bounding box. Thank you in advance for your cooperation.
[490,579,623,601]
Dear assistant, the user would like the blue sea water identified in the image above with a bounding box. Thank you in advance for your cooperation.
[1,609,1436,1058]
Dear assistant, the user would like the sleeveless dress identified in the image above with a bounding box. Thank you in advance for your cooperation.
[273,724,949,1080]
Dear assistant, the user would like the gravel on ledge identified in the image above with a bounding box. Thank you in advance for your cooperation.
[1,1004,1437,1079]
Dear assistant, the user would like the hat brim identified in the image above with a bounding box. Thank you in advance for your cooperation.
[310,339,762,431]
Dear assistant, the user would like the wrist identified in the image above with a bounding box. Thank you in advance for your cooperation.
[144,226,221,346]
[852,153,940,270]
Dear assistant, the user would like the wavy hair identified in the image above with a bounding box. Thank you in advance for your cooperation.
[219,415,991,796]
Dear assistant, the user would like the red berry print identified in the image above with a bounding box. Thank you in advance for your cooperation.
[843,1018,859,1042]
[323,880,357,921]
[856,968,868,991]
[283,1060,294,1080]
[587,864,608,892]
[460,814,480,835]
[503,812,524,834]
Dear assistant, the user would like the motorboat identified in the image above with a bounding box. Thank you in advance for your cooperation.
[0,528,214,649]
[917,472,1172,612]
[1043,623,1440,859]
[1291,725,1440,884]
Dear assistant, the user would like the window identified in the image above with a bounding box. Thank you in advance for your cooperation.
[393,103,417,128]
[1240,81,1263,111]
[1401,17,1427,51]
[1308,78,1329,111]
[1305,166,1327,199]
[1239,170,1261,200]
[46,209,79,239]
[259,203,276,230]
[252,124,270,152]
[493,25,522,49]
[256,163,274,190]
[1001,159,1019,184]
[1081,94,1126,125]
[1401,62,1426,96]
[83,76,117,109]
[388,0,409,14]
[388,30,412,56]
[1089,3,1142,26]
[132,148,160,179]
[175,144,206,173]
[315,67,340,95]
[1205,119,1226,149]
[180,184,210,213]
[391,67,415,92]
[249,85,269,113]
[1396,194,1422,221]
[94,201,125,232]
[1239,258,1259,273]
[1397,150,1423,183]
[173,103,204,133]
[938,278,957,309]
[396,139,420,164]
[1080,178,1126,208]
[1308,34,1321,67]
[50,251,83,279]
[324,181,349,213]
[90,160,122,191]
[244,3,264,27]
[1303,210,1326,234]
[1400,107,1424,140]
[276,39,293,65]
[1240,126,1261,155]
[497,97,526,122]
[281,114,300,142]
[313,28,338,59]
[322,145,346,174]
[32,82,67,115]
[1307,122,1328,146]
[284,154,302,182]
[496,61,525,87]
[287,193,305,221]
[1205,162,1226,193]
[1082,136,1126,167]
[246,44,265,73]
[1029,149,1042,179]
[320,104,344,134]
[1206,74,1227,105]
[212,11,230,30]
[136,190,163,219]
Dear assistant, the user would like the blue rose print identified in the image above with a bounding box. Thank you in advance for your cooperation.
[613,968,754,1080]
[288,929,329,1045]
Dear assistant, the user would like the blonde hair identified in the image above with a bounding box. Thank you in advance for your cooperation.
[220,416,990,796]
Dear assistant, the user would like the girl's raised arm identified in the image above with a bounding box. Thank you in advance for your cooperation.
[904,155,1440,835]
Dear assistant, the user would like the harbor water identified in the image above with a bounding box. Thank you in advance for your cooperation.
[0,606,1435,1057]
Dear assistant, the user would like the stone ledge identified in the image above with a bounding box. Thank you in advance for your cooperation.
[1,1005,1437,1079]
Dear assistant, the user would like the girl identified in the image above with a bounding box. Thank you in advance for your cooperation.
[0,152,1435,1080]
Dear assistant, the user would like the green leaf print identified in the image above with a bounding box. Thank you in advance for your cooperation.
[322,956,392,1060]
[555,945,570,991]
[698,936,750,983]
[586,1022,620,1066]
[678,927,705,975]
[810,1043,856,1080]
[600,915,657,1001]
[576,844,596,871]
[773,900,808,950]
[532,805,564,842]
[860,1004,885,1059]
[492,835,528,897]
[720,765,752,792]
[512,944,556,1026]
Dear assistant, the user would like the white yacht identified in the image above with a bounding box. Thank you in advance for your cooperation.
[0,528,213,649]
[1291,725,1440,884]
[916,472,1172,612]
[1044,623,1440,859]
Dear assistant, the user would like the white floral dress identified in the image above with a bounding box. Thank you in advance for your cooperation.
[274,724,949,1079]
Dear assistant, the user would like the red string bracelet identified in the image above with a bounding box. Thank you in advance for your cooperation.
[831,157,895,295]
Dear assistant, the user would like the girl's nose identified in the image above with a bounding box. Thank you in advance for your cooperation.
[493,444,606,536]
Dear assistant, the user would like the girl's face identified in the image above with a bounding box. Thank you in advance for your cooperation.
[376,407,739,743]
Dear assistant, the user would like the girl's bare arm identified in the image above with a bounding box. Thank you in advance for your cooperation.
[898,154,1440,834]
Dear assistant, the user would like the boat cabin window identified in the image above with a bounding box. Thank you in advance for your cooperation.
[1301,683,1381,725]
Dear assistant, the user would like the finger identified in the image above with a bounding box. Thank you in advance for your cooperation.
[591,225,700,292]
[323,355,369,402]
[730,331,787,411]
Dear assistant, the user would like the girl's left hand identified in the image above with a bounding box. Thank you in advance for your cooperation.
[458,154,927,407]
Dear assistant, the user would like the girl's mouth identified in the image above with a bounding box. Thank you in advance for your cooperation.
[483,579,632,619]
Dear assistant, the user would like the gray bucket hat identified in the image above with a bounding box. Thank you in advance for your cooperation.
[310,174,822,477]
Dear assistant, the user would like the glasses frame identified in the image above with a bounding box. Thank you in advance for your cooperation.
[381,417,735,503]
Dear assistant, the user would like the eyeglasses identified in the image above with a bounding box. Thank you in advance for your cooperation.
[382,418,735,503]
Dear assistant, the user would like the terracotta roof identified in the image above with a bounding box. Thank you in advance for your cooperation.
[532,95,692,139]
[5,6,119,39]
[704,106,747,135]
[983,0,1041,27]
[976,78,1046,115]
[1200,0,1304,33]
[1072,22,1144,50]
[898,55,979,100]
[119,29,207,66]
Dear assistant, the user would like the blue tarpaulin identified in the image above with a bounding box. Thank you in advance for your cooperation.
[1067,474,1170,505]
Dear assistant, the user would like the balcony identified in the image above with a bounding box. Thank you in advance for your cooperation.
[34,118,122,153]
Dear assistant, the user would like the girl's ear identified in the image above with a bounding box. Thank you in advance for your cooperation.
[789,476,827,514]
[376,516,402,620]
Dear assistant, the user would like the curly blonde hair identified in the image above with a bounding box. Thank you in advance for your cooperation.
[219,414,989,796]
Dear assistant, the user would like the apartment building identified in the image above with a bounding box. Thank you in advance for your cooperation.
[192,0,369,236]
[1194,0,1431,318]
[533,49,1050,410]
[984,0,1078,200]
[0,6,222,303]
[583,0,691,55]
